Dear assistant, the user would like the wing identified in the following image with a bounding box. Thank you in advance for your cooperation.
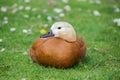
[76,37,87,58]
[29,38,45,63]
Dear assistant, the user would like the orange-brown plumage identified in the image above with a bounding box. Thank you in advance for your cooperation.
[30,22,86,68]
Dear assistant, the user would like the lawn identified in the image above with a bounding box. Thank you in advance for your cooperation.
[0,0,120,80]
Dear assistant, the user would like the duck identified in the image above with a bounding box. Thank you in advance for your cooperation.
[30,22,86,68]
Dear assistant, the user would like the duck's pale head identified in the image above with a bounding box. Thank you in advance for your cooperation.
[41,22,76,42]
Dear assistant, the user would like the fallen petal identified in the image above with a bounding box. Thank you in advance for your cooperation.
[27,29,32,35]
[42,24,48,28]
[64,5,71,11]
[25,6,31,11]
[1,48,5,52]
[37,15,41,18]
[0,38,3,42]
[21,78,26,80]
[93,10,101,16]
[3,17,8,20]
[93,47,99,52]
[23,51,28,55]
[23,29,28,33]
[96,0,101,4]
[114,7,120,13]
[3,20,8,24]
[12,8,18,13]
[113,18,119,23]
[47,16,52,21]
[59,13,65,17]
[62,0,69,3]
[53,8,63,13]
[32,8,37,12]
[1,7,8,12]
[23,14,29,18]
[10,27,16,32]
[24,0,30,3]
[117,20,120,26]
[18,6,24,10]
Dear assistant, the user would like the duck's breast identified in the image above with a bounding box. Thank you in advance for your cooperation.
[30,37,86,68]
[36,38,74,67]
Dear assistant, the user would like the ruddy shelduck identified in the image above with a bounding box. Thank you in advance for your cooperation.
[30,22,86,68]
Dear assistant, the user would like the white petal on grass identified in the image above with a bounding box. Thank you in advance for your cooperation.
[59,13,65,17]
[1,7,7,12]
[24,0,30,3]
[32,8,37,12]
[113,18,119,23]
[53,16,59,20]
[89,0,101,4]
[1,48,5,52]
[23,51,28,55]
[89,0,94,4]
[3,17,8,24]
[61,0,69,3]
[22,29,32,34]
[96,0,101,4]
[113,18,120,23]
[23,29,28,33]
[114,7,120,13]
[12,8,18,13]
[27,29,32,35]
[18,6,24,10]
[93,10,101,16]
[23,14,29,18]
[117,22,120,26]
[21,78,26,80]
[0,38,3,42]
[25,6,31,11]
[42,24,48,28]
[113,18,120,26]
[47,16,52,21]
[53,8,63,13]
[3,17,8,20]
[10,27,16,32]
[3,20,8,24]
[37,15,41,18]
[11,4,18,13]
[64,5,71,11]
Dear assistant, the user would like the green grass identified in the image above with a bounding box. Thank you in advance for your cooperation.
[0,0,120,80]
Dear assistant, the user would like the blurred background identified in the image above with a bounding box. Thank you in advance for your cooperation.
[0,0,120,80]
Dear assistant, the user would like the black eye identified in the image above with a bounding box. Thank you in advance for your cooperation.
[57,27,61,29]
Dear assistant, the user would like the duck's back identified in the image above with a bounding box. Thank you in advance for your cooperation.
[30,37,86,68]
